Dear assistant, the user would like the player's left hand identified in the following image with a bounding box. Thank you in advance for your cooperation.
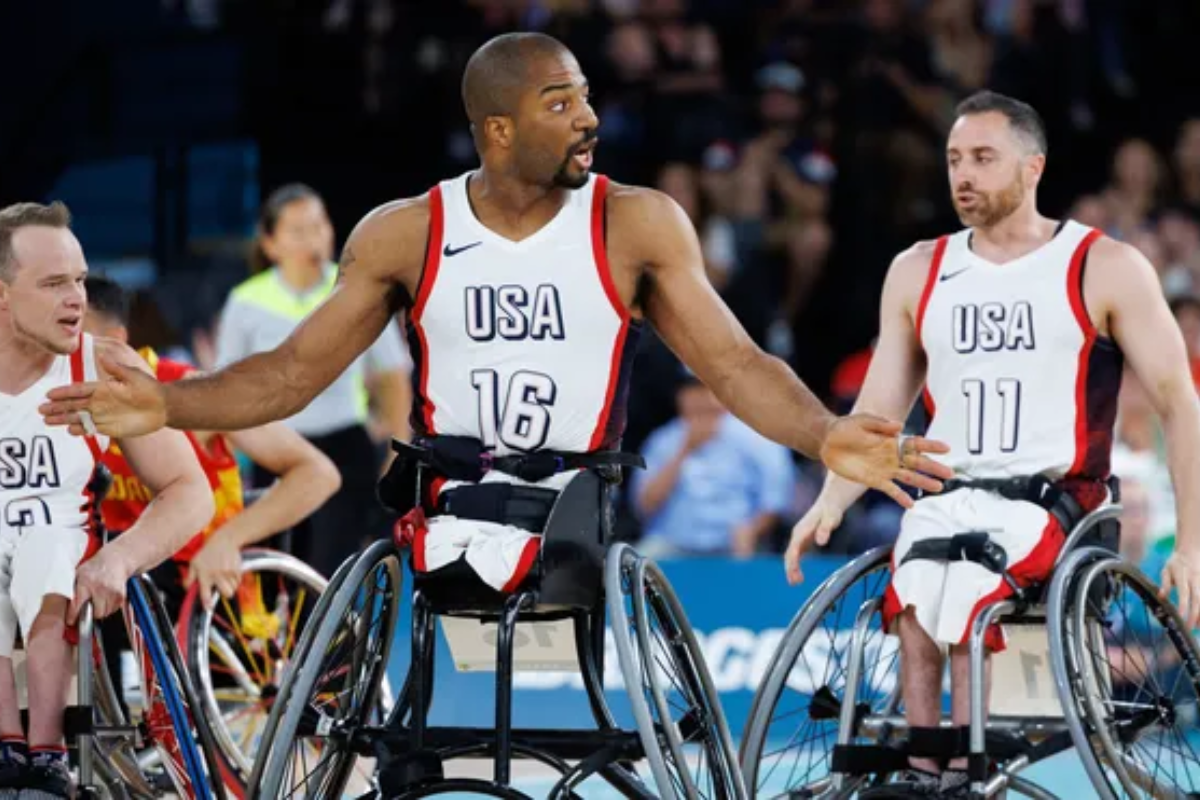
[820,414,953,508]
[70,551,130,623]
[186,535,243,610]
[1160,548,1200,630]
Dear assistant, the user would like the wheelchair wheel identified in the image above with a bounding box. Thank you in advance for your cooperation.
[606,543,746,800]
[128,574,228,799]
[1050,550,1200,799]
[739,546,899,799]
[249,539,402,800]
[179,548,328,794]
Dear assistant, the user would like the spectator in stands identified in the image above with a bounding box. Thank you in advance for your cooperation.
[1101,138,1167,241]
[215,183,411,579]
[727,61,835,358]
[1171,118,1200,219]
[631,373,796,559]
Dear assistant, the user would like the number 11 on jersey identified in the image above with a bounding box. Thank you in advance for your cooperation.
[961,377,1022,455]
[471,369,558,452]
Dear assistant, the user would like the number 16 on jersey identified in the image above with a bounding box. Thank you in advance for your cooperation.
[471,369,558,452]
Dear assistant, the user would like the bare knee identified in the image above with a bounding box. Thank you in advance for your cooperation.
[27,596,69,640]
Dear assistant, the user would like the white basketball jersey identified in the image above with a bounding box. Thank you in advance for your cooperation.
[408,172,641,456]
[0,334,109,535]
[917,221,1122,480]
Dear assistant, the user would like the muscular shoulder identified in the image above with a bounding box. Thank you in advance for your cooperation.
[885,239,941,317]
[340,193,434,296]
[93,337,154,379]
[1081,234,1161,330]
[605,181,689,236]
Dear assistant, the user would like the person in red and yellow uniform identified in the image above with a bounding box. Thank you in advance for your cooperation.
[84,276,342,609]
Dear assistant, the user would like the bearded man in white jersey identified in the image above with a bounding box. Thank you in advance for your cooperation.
[785,90,1200,796]
[0,203,213,798]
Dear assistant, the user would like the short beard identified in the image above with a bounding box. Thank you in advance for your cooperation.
[956,169,1025,228]
[552,158,589,189]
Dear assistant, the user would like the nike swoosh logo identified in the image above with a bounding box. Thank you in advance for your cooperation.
[939,266,971,282]
[443,241,482,257]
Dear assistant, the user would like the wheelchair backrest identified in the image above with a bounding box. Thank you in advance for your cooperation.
[537,469,613,608]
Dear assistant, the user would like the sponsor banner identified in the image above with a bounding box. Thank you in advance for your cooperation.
[385,554,856,734]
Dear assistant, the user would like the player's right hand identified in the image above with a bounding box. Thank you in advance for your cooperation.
[784,499,844,585]
[40,354,168,439]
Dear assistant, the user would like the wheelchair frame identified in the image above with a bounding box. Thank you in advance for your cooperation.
[739,499,1200,800]
[71,574,226,799]
[249,464,744,800]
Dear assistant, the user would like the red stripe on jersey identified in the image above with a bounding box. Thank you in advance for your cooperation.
[587,176,629,451]
[70,336,103,462]
[1067,229,1104,475]
[915,237,948,421]
[411,186,445,436]
[914,236,948,342]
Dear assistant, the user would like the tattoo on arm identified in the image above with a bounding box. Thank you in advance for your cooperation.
[337,246,358,283]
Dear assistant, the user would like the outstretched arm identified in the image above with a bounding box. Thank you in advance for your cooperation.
[162,201,426,430]
[42,198,428,437]
[619,188,836,459]
[1093,237,1200,626]
[615,186,949,505]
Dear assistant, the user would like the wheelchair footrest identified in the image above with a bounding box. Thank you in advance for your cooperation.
[833,730,1034,777]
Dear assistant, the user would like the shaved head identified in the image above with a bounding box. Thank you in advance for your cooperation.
[462,32,571,132]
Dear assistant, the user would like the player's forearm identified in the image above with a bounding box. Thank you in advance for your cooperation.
[103,475,215,576]
[165,351,310,431]
[713,349,835,461]
[1161,393,1200,553]
[217,460,341,549]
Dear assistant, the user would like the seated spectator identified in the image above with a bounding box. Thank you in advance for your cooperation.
[631,373,796,559]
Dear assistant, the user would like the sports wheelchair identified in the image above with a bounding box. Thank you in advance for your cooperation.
[739,481,1200,799]
[248,437,746,799]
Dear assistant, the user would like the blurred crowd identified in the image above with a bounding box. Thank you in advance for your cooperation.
[118,0,1200,577]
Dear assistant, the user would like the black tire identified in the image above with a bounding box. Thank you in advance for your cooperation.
[249,539,402,800]
[738,546,898,798]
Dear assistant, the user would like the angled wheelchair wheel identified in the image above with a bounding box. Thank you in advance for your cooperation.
[739,546,899,799]
[1050,549,1200,799]
[180,548,328,794]
[128,574,228,799]
[606,543,746,800]
[249,539,402,800]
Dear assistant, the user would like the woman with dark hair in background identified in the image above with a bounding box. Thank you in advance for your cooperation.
[215,183,412,579]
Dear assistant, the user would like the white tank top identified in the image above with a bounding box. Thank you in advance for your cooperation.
[0,334,109,535]
[407,172,641,455]
[917,220,1122,480]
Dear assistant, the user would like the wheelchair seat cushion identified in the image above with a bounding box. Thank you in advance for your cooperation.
[405,468,612,612]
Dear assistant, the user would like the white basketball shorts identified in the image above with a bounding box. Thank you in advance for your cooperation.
[0,524,91,657]
[881,489,1067,652]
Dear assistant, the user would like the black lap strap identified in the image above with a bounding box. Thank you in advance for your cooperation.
[900,532,1008,573]
[938,474,1085,534]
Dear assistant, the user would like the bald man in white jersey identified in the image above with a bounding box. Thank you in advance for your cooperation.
[0,203,213,798]
[785,90,1200,796]
[38,33,952,562]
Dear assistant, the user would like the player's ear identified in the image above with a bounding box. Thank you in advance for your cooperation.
[1024,152,1046,187]
[483,115,515,150]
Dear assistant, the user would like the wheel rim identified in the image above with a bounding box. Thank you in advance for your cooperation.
[1072,558,1200,798]
[740,548,898,798]
[194,551,328,779]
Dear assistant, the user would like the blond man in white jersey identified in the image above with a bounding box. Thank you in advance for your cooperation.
[0,203,213,798]
[785,91,1200,795]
